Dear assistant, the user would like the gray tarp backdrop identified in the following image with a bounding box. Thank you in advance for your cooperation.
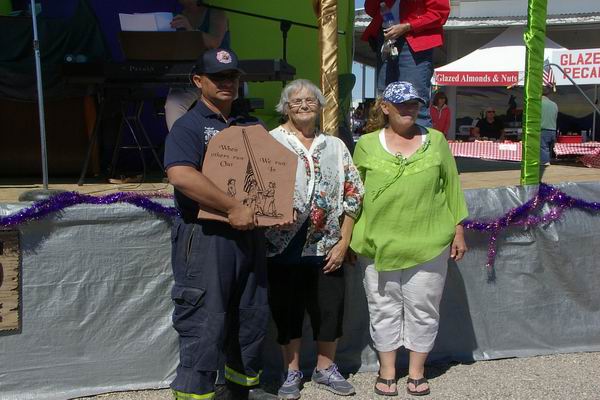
[1,182,600,399]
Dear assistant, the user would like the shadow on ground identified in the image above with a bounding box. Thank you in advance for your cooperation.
[456,157,521,173]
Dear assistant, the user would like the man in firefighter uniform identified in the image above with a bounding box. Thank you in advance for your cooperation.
[164,48,276,400]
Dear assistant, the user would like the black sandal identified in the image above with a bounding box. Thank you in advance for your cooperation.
[406,377,430,396]
[374,376,398,396]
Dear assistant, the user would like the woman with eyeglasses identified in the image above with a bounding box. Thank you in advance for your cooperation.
[352,81,468,397]
[472,107,505,141]
[265,79,364,399]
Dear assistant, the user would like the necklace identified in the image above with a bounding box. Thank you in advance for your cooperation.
[284,124,316,140]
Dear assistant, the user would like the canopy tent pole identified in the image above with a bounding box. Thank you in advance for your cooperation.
[594,85,598,141]
[447,30,459,140]
[19,0,65,201]
[520,0,549,186]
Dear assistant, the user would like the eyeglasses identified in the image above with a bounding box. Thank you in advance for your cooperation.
[206,72,241,82]
[288,97,318,108]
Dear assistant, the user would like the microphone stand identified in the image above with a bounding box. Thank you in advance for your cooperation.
[19,0,66,201]
[197,1,344,63]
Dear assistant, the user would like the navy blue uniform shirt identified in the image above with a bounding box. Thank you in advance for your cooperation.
[164,100,260,222]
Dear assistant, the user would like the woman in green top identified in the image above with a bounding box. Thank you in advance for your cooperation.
[351,81,468,397]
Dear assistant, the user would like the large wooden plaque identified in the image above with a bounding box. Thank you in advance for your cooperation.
[198,125,298,226]
[0,230,20,333]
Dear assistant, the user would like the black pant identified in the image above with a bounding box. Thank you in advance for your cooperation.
[170,218,269,396]
[267,220,345,345]
[267,258,345,345]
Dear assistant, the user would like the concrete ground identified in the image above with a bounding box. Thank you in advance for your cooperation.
[78,351,600,400]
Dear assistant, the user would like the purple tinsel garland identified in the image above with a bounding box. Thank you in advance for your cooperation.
[462,183,600,279]
[1,184,599,277]
[0,191,178,228]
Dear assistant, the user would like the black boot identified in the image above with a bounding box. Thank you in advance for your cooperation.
[214,384,232,400]
[214,383,248,400]
[215,382,277,400]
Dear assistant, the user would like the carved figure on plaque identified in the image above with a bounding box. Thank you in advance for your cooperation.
[226,178,237,197]
[198,124,297,226]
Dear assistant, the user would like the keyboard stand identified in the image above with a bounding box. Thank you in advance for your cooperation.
[70,59,297,185]
[107,94,164,182]
[77,88,164,185]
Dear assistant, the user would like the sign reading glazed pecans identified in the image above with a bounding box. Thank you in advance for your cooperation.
[198,125,298,226]
[0,230,20,333]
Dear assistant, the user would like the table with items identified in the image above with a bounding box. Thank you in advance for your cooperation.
[448,140,522,162]
[554,141,600,168]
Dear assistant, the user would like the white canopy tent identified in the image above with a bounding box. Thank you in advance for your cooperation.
[434,26,600,139]
[434,26,567,87]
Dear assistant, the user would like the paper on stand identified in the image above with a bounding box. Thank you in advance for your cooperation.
[119,12,175,32]
[154,12,175,32]
[119,13,156,31]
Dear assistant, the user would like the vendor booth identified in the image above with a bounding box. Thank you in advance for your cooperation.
[434,26,565,88]
[551,47,600,144]
[433,26,600,166]
[434,26,565,147]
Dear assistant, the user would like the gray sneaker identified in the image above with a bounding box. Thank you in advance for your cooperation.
[311,363,355,396]
[278,369,303,399]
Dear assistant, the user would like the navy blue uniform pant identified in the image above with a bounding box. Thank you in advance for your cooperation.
[169,218,269,397]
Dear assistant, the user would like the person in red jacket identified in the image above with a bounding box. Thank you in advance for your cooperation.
[362,0,450,128]
[430,91,450,137]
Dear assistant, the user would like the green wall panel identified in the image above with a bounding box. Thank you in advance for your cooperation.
[206,1,354,128]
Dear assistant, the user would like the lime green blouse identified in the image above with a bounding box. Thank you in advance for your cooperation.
[350,129,468,271]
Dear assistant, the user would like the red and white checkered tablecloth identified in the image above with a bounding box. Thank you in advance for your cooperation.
[580,149,600,168]
[553,142,600,156]
[448,141,522,162]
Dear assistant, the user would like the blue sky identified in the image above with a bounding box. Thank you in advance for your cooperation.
[355,0,363,9]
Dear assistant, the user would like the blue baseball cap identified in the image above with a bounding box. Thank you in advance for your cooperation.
[382,81,426,105]
[193,48,244,75]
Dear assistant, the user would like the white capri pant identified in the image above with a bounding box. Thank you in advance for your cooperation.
[363,247,450,353]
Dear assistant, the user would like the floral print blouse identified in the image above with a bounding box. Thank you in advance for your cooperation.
[265,126,364,257]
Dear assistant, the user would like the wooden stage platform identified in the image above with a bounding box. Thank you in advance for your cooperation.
[2,161,600,203]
